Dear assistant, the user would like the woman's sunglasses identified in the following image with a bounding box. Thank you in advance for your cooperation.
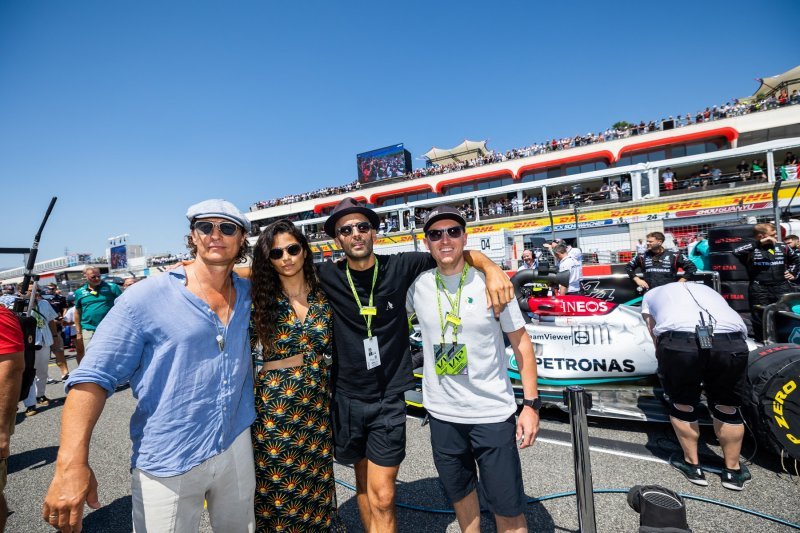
[269,243,303,260]
[425,226,464,242]
[336,222,372,237]
[193,220,240,236]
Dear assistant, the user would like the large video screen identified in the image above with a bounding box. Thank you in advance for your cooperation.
[110,245,128,270]
[356,144,411,184]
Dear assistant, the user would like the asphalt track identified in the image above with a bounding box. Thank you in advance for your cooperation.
[5,354,800,532]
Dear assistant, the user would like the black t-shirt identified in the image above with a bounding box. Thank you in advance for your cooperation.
[318,252,435,400]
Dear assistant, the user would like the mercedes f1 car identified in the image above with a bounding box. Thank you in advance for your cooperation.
[407,268,725,422]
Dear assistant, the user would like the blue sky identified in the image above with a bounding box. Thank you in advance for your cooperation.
[1,0,798,268]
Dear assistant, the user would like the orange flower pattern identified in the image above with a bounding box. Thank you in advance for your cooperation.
[251,290,336,532]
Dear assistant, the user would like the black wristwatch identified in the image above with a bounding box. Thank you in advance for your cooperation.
[522,397,542,411]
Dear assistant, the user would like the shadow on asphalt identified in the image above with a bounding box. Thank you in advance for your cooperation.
[14,397,66,426]
[7,445,58,475]
[82,496,132,532]
[337,476,558,533]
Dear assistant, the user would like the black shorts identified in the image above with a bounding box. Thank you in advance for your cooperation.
[656,334,748,407]
[429,415,525,517]
[332,392,406,467]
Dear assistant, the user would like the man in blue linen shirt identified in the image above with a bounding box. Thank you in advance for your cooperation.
[43,199,256,533]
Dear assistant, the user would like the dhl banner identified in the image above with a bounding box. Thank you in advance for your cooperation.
[312,187,793,250]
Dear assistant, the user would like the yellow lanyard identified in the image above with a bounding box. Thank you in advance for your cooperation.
[345,257,379,338]
[435,264,469,345]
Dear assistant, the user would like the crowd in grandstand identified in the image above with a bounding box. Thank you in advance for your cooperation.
[147,253,191,266]
[250,181,361,211]
[251,91,800,211]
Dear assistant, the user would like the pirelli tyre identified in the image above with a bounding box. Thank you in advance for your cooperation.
[709,252,749,281]
[708,224,754,253]
[720,281,750,311]
[741,344,800,460]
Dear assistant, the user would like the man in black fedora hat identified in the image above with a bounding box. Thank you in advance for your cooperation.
[318,197,513,533]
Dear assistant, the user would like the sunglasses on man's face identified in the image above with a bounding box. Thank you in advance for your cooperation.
[425,226,464,242]
[336,222,372,237]
[268,243,303,260]
[193,220,241,237]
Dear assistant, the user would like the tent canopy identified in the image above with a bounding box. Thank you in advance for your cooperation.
[753,65,800,98]
[423,140,490,166]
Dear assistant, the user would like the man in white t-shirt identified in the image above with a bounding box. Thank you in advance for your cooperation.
[642,282,750,491]
[407,206,539,533]
[19,284,58,416]
[553,245,583,295]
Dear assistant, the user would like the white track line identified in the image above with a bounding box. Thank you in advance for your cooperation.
[536,436,669,465]
[406,414,670,466]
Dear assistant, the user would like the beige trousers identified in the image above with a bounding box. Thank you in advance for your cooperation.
[131,429,255,532]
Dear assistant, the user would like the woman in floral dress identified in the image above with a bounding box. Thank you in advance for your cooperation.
[250,219,338,532]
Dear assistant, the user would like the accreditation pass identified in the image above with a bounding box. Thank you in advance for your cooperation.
[364,337,381,370]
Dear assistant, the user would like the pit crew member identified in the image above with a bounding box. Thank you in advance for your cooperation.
[642,282,750,491]
[625,231,696,290]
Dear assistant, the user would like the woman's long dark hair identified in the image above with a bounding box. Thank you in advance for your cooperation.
[251,219,320,351]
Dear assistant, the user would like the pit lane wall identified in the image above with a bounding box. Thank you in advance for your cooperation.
[309,184,797,264]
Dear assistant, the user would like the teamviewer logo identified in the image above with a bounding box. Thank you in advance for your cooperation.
[573,331,590,345]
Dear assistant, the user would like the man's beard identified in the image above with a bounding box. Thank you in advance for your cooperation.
[345,239,373,260]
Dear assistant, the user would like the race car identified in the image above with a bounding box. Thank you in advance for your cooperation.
[406,268,721,422]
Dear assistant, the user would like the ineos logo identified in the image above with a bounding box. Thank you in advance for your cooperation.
[563,300,609,314]
[573,331,590,345]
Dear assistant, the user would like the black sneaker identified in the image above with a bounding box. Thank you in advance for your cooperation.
[46,377,57,384]
[24,406,37,417]
[61,373,69,381]
[721,468,750,491]
[36,396,50,406]
[670,454,708,486]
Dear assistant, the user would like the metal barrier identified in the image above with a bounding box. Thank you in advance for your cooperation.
[564,386,597,533]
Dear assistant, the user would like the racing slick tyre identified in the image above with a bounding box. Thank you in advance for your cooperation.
[708,224,754,253]
[741,344,800,461]
[720,281,750,311]
[709,252,749,281]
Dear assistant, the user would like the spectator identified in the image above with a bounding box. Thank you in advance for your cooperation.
[751,159,766,181]
[736,160,751,181]
[18,284,57,416]
[662,167,676,191]
[621,179,632,197]
[608,182,621,201]
[635,239,647,256]
[698,165,712,188]
[688,233,710,271]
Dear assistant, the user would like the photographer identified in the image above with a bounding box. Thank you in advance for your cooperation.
[733,223,800,341]
[642,282,750,491]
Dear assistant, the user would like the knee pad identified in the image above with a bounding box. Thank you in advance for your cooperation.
[669,403,698,424]
[711,405,743,425]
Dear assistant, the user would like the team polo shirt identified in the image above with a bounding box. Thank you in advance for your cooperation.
[0,307,24,355]
[74,281,122,331]
[317,253,435,400]
[641,282,747,337]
